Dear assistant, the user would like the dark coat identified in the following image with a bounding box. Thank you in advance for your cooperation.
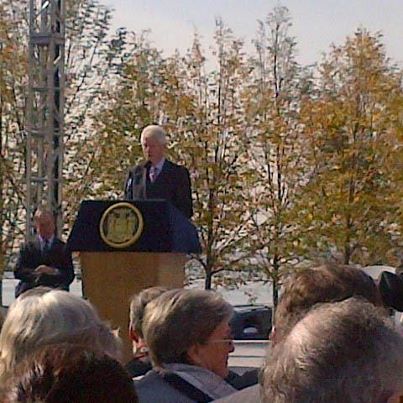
[134,370,195,403]
[124,159,193,219]
[14,237,75,297]
[125,357,152,378]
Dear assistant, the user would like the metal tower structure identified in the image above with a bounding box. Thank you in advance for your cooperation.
[26,0,65,239]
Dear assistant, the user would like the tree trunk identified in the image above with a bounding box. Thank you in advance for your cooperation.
[272,276,279,308]
[204,269,212,290]
[272,253,280,309]
[344,244,351,265]
[344,222,352,264]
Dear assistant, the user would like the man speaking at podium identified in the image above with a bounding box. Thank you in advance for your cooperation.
[124,125,193,218]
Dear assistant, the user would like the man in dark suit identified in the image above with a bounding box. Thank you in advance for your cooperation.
[124,125,193,218]
[14,209,75,298]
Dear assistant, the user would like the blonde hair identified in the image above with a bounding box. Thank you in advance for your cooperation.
[0,288,121,382]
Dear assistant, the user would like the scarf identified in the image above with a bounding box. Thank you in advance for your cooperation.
[163,363,237,400]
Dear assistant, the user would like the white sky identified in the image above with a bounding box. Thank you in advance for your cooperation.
[102,0,403,67]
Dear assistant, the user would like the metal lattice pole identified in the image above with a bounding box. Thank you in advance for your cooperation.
[26,0,65,239]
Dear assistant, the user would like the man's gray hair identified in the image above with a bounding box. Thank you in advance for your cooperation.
[143,289,233,367]
[0,288,122,382]
[262,298,403,403]
[140,125,167,145]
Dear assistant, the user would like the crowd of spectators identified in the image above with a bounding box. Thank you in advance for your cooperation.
[0,263,402,402]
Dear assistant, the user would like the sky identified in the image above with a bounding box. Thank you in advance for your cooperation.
[102,0,403,67]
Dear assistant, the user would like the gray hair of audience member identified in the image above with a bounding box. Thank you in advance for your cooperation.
[143,289,233,366]
[129,286,168,339]
[262,298,403,403]
[0,288,122,381]
[140,125,167,145]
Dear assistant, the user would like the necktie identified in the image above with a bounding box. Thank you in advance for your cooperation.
[150,166,158,183]
[43,239,50,253]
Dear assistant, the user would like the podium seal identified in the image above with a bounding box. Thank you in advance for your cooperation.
[99,202,144,248]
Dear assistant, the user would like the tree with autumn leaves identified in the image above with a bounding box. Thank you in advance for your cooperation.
[93,12,402,301]
[1,2,402,304]
[94,21,252,289]
[0,0,136,297]
[300,29,402,267]
[0,2,29,304]
[243,6,312,306]
[172,22,252,290]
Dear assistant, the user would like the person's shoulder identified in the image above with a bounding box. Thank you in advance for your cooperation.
[53,237,65,245]
[126,358,152,378]
[165,160,189,173]
[134,369,159,385]
[213,384,260,403]
[134,370,193,403]
[48,239,71,260]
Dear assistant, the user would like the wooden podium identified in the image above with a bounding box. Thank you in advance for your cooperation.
[68,200,201,362]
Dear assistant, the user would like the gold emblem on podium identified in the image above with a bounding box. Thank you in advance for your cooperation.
[99,202,144,248]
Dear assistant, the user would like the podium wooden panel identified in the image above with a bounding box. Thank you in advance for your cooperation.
[79,252,186,362]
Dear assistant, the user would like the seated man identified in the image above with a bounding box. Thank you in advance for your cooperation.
[262,298,403,402]
[14,209,74,297]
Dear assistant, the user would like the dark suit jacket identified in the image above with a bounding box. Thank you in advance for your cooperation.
[14,237,75,298]
[124,159,193,218]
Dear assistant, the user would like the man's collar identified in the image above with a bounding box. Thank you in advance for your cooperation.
[151,157,165,171]
[38,234,55,246]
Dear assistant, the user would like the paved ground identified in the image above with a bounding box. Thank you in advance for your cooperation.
[229,340,268,369]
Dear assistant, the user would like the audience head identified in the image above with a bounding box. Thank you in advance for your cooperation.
[143,289,234,378]
[129,286,168,354]
[1,344,138,403]
[262,298,403,403]
[0,288,121,381]
[273,263,382,344]
[140,125,167,164]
